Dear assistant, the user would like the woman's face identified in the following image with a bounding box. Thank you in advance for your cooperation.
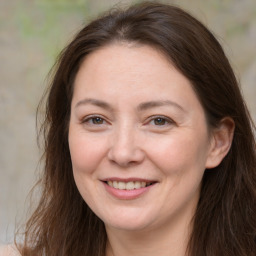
[69,44,214,232]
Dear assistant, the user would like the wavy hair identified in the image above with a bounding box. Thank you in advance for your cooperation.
[18,2,256,255]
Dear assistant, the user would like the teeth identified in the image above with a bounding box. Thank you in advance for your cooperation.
[134,181,141,189]
[118,182,126,190]
[126,181,135,190]
[107,181,152,190]
[113,181,118,189]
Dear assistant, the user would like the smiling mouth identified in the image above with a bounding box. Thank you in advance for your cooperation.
[105,181,155,190]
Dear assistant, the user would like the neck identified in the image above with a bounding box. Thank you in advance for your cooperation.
[105,213,193,256]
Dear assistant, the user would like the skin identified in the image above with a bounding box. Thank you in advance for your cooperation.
[68,43,234,256]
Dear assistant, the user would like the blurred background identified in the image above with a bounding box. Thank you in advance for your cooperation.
[0,0,255,245]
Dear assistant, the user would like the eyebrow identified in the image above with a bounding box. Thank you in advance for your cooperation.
[137,100,185,112]
[75,98,113,111]
[75,98,185,112]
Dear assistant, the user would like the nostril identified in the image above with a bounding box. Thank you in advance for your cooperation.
[107,146,145,167]
[108,159,141,168]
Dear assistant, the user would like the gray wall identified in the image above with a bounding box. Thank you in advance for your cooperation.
[1,0,255,244]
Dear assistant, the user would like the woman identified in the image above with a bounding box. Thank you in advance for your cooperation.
[3,1,256,255]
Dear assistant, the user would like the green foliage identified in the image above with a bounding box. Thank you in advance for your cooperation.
[35,0,86,5]
[15,1,89,63]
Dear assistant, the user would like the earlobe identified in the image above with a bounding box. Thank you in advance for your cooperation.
[206,117,235,169]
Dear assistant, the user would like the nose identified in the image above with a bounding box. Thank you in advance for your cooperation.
[107,125,145,167]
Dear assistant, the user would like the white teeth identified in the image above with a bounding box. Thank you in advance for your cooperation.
[126,181,135,190]
[107,181,152,190]
[118,182,126,190]
[134,181,141,189]
[113,181,118,189]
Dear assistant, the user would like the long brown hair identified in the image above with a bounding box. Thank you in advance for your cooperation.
[18,2,256,255]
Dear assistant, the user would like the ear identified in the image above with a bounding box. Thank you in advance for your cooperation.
[206,117,235,169]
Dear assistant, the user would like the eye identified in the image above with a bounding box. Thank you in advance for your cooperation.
[152,117,168,126]
[147,115,175,127]
[82,115,107,125]
[90,117,104,124]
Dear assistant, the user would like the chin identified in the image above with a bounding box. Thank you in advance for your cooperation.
[101,209,158,232]
[105,220,152,232]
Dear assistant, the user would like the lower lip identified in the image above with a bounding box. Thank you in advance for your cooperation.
[102,182,155,200]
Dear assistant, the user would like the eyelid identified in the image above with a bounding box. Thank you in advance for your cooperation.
[80,114,175,127]
[81,114,109,125]
[145,115,175,126]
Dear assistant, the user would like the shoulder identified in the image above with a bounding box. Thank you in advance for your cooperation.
[0,245,21,256]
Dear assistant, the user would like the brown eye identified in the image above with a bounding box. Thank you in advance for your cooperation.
[153,118,167,125]
[82,116,106,125]
[92,117,104,124]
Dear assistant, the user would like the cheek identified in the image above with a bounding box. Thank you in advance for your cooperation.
[68,131,108,175]
[68,133,108,208]
[146,131,209,175]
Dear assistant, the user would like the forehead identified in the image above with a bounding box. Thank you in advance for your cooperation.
[74,43,183,90]
[78,43,172,79]
[72,43,203,113]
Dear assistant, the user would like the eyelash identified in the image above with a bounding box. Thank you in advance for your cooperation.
[81,115,108,125]
[146,115,175,127]
[81,115,175,128]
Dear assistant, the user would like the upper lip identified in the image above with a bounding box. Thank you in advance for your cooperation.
[102,177,158,183]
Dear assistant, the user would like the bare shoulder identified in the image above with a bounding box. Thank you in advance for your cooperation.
[0,245,21,256]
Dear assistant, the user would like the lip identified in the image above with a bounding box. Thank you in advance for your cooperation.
[101,178,157,200]
[103,177,156,183]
